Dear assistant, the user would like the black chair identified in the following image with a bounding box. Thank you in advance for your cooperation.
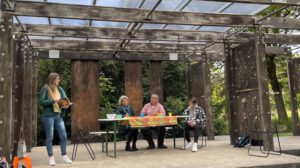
[247,114,282,157]
[71,120,96,160]
[198,127,207,148]
[176,122,207,149]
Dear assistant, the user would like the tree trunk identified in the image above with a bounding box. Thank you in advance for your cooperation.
[266,54,288,122]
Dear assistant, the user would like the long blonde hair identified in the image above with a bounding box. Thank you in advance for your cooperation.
[46,72,60,99]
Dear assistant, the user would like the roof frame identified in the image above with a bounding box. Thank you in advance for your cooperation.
[15,24,300,45]
[5,1,300,30]
[197,0,300,6]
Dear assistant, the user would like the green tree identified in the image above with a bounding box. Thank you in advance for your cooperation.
[210,61,228,135]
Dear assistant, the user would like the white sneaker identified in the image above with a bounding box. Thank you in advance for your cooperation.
[62,155,72,164]
[192,143,198,152]
[49,156,55,166]
[183,142,193,149]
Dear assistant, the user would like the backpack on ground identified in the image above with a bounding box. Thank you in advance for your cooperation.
[234,133,250,148]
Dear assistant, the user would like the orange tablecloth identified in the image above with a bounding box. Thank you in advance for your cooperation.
[128,116,177,128]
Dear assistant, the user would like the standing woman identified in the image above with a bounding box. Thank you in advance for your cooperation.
[39,72,72,166]
[183,97,206,152]
[116,96,138,151]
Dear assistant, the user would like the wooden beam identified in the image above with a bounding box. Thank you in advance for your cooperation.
[0,11,14,160]
[233,33,300,44]
[8,1,300,29]
[15,24,300,44]
[264,34,300,45]
[265,46,288,55]
[34,46,286,61]
[15,24,230,43]
[202,0,300,5]
[261,17,300,30]
[30,39,204,52]
[35,50,224,61]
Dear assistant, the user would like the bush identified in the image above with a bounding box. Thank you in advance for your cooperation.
[164,96,187,115]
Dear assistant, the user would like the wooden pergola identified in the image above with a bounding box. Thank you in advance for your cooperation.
[1,0,300,161]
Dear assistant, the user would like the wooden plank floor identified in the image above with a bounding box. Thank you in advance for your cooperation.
[27,136,300,168]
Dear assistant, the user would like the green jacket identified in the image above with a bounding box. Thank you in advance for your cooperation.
[39,85,68,117]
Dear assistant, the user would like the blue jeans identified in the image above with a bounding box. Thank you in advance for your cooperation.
[42,114,67,156]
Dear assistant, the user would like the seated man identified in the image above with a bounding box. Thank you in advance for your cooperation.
[140,93,168,149]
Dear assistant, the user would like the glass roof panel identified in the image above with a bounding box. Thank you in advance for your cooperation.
[14,16,49,24]
[140,23,164,29]
[53,37,87,41]
[198,26,230,32]
[183,1,231,13]
[155,0,184,11]
[222,3,269,15]
[51,18,89,26]
[141,0,160,10]
[88,38,120,42]
[164,24,197,30]
[28,36,53,40]
[18,0,44,2]
[91,21,128,28]
[47,0,93,5]
[96,0,141,8]
[15,0,271,39]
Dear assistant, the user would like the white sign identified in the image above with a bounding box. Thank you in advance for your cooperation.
[49,50,60,59]
[169,53,178,61]
[272,0,287,3]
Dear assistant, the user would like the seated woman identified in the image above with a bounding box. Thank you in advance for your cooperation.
[183,97,206,152]
[116,95,138,152]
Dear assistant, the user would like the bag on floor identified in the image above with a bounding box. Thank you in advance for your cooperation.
[234,133,250,148]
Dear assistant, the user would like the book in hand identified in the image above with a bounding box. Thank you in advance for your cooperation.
[58,98,71,108]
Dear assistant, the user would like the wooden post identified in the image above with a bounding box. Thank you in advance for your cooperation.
[203,56,214,140]
[125,61,143,115]
[31,57,38,147]
[224,42,237,145]
[0,7,14,159]
[287,56,300,135]
[187,58,214,140]
[226,36,271,147]
[12,35,26,157]
[23,45,33,152]
[255,27,273,150]
[149,61,163,103]
[71,60,99,142]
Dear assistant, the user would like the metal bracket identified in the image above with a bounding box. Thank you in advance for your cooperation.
[1,0,15,11]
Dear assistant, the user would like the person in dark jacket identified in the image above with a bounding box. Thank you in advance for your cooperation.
[183,97,206,152]
[39,72,72,166]
[116,95,138,151]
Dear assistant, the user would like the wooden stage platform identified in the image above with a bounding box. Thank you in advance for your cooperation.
[28,136,300,168]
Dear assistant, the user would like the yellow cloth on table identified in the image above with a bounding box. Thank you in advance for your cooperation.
[47,86,61,113]
[129,116,177,128]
